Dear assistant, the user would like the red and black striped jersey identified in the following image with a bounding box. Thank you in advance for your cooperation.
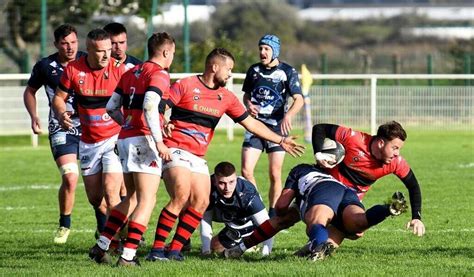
[328,126,411,199]
[116,61,170,139]
[165,75,248,157]
[59,55,124,143]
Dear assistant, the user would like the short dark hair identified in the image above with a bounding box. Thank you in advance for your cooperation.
[205,48,235,68]
[377,121,407,141]
[103,22,127,36]
[87,28,110,42]
[214,161,236,177]
[147,32,175,58]
[54,24,77,43]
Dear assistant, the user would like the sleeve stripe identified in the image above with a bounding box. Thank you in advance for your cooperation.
[146,86,163,97]
[232,111,249,123]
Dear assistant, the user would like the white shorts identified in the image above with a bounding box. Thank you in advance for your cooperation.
[117,135,162,176]
[162,148,209,176]
[79,135,122,176]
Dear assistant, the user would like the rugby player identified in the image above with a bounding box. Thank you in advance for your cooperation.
[103,22,142,71]
[53,29,125,240]
[88,32,175,266]
[200,161,273,256]
[23,24,85,244]
[241,34,304,218]
[145,48,305,262]
[225,121,424,258]
[225,164,407,259]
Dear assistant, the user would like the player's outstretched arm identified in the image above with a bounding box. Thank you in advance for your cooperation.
[401,170,425,236]
[239,116,305,157]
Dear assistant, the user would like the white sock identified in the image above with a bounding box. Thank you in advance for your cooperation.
[97,235,111,251]
[121,247,137,261]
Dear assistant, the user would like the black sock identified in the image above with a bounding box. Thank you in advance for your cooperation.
[94,208,107,233]
[59,214,71,228]
[365,205,391,227]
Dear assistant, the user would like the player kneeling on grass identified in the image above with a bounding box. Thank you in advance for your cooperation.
[200,161,273,256]
[224,163,408,260]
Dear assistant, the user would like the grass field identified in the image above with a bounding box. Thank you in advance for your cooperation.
[0,129,473,275]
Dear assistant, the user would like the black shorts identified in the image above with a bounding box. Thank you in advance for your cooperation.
[242,123,284,153]
[49,132,80,160]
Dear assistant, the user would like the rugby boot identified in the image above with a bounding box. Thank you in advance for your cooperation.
[293,241,311,257]
[166,250,185,261]
[53,227,70,244]
[308,241,336,262]
[116,256,141,267]
[88,244,112,264]
[386,191,408,216]
[145,248,169,262]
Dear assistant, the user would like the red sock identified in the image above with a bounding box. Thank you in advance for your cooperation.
[102,209,128,240]
[244,220,277,249]
[123,221,147,250]
[169,207,202,252]
[152,208,178,249]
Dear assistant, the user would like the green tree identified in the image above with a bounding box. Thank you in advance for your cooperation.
[0,0,167,72]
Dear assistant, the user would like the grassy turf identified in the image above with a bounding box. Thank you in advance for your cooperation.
[0,130,473,275]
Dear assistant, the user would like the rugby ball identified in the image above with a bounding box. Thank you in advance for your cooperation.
[320,138,345,165]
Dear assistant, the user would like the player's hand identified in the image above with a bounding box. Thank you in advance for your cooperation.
[59,111,73,130]
[280,114,293,136]
[156,141,171,161]
[279,136,305,157]
[31,116,43,134]
[346,232,364,240]
[406,219,425,237]
[246,103,260,118]
[315,152,337,168]
[163,122,174,138]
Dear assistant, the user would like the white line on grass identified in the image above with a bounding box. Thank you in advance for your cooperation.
[1,228,473,234]
[458,162,474,168]
[0,183,84,191]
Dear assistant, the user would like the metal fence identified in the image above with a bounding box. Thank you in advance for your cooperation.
[0,74,472,139]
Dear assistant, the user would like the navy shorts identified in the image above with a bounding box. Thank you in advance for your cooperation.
[49,132,80,160]
[301,180,347,217]
[330,189,365,233]
[242,123,284,153]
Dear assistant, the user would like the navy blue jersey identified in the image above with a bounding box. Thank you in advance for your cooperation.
[122,54,142,71]
[208,175,265,226]
[284,163,336,207]
[242,62,302,126]
[27,51,86,136]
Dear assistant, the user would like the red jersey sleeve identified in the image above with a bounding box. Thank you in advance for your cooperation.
[225,90,248,122]
[393,156,411,179]
[148,70,170,97]
[168,80,185,107]
[335,125,358,145]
